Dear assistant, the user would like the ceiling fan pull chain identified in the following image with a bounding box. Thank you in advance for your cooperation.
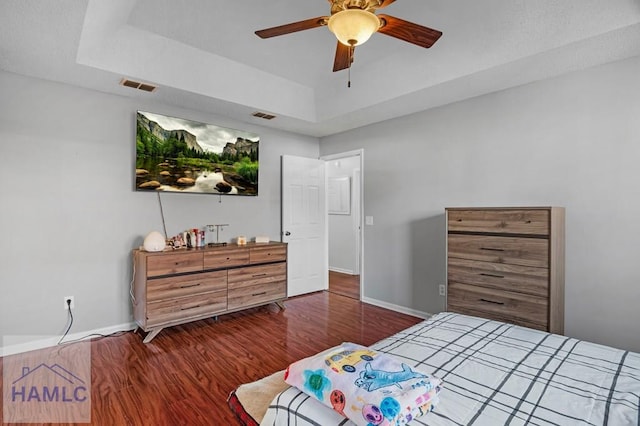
[348,45,352,88]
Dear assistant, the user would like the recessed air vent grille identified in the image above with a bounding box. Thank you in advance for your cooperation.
[252,111,276,120]
[119,78,157,93]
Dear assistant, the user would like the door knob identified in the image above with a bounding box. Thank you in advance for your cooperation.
[284,231,291,236]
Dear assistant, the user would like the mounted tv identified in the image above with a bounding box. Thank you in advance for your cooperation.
[135,111,259,195]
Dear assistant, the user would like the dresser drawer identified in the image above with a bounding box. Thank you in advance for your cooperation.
[448,234,548,268]
[447,306,547,331]
[146,251,203,277]
[448,258,549,297]
[147,270,227,302]
[448,209,549,235]
[249,245,286,264]
[228,263,287,288]
[146,291,227,327]
[448,282,548,329]
[203,248,249,269]
[227,281,286,310]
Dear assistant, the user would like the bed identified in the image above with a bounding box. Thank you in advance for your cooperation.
[229,312,640,425]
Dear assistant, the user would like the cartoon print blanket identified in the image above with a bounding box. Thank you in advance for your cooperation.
[284,342,442,426]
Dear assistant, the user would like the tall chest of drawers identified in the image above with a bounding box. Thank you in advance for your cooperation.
[446,207,565,334]
[132,242,287,342]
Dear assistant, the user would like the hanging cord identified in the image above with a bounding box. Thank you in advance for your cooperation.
[130,251,137,305]
[157,192,168,239]
[57,303,74,345]
[348,43,353,88]
[348,48,351,88]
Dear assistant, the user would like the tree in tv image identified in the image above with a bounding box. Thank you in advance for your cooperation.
[135,111,259,195]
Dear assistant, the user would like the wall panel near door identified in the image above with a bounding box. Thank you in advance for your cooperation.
[446,207,565,334]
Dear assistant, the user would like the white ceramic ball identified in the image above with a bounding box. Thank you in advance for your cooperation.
[143,231,166,252]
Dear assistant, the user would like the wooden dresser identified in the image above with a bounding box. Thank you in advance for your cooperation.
[132,242,287,342]
[446,207,564,334]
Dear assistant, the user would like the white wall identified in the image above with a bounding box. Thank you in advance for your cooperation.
[327,156,360,274]
[320,55,640,352]
[0,70,319,351]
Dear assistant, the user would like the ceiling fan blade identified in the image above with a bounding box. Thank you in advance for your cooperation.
[255,17,327,39]
[378,0,396,8]
[333,42,355,72]
[377,14,442,48]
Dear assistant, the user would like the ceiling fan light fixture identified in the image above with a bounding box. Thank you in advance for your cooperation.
[328,9,380,46]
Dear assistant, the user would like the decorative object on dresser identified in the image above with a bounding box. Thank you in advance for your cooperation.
[132,242,287,343]
[446,207,565,334]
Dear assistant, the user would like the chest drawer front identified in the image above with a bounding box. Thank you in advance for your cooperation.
[448,306,547,331]
[448,234,549,268]
[228,281,286,310]
[448,258,548,297]
[447,258,549,297]
[249,245,286,264]
[146,252,203,277]
[228,263,287,289]
[448,282,548,329]
[448,209,549,235]
[147,270,227,302]
[146,292,227,327]
[204,248,249,269]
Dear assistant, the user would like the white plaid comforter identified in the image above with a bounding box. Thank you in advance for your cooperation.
[261,312,640,425]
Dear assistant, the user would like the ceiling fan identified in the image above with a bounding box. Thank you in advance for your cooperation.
[255,0,442,73]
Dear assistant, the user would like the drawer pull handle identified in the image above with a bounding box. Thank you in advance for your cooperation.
[480,273,504,278]
[252,273,268,277]
[252,291,267,297]
[480,247,504,252]
[180,283,201,289]
[181,305,200,311]
[480,298,505,305]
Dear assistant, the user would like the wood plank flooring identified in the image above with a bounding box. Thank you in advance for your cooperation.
[0,291,422,425]
[328,270,360,299]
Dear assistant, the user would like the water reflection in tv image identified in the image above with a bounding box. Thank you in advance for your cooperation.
[135,111,259,195]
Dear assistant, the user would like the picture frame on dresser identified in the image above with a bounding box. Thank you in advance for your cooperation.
[445,207,565,334]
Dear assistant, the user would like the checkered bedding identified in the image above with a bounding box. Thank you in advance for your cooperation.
[261,312,640,425]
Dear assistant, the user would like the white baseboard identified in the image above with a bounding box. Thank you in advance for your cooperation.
[329,267,355,275]
[1,322,137,357]
[361,296,432,319]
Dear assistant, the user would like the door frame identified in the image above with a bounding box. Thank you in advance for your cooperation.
[321,149,364,300]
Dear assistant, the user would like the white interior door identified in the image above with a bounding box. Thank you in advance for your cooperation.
[281,155,327,297]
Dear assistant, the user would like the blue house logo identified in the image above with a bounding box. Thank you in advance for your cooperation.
[11,363,87,403]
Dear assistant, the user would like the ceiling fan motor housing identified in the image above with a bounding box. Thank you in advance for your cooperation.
[331,0,383,14]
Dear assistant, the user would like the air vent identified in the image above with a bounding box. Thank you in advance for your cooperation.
[252,111,276,120]
[119,78,157,93]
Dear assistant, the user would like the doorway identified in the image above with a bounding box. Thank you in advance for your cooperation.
[322,150,363,300]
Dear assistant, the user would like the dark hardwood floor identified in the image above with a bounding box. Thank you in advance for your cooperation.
[0,291,422,425]
[328,270,360,299]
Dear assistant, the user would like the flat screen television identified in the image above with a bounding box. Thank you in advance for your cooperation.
[135,111,259,196]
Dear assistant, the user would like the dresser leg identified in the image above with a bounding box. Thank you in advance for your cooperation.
[142,328,163,343]
[275,301,286,310]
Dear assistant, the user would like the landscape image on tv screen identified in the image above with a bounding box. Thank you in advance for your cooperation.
[135,111,259,195]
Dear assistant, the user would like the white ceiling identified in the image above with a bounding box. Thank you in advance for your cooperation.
[2,0,640,137]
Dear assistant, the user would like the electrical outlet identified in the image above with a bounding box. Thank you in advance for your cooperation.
[438,285,446,297]
[63,296,75,310]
